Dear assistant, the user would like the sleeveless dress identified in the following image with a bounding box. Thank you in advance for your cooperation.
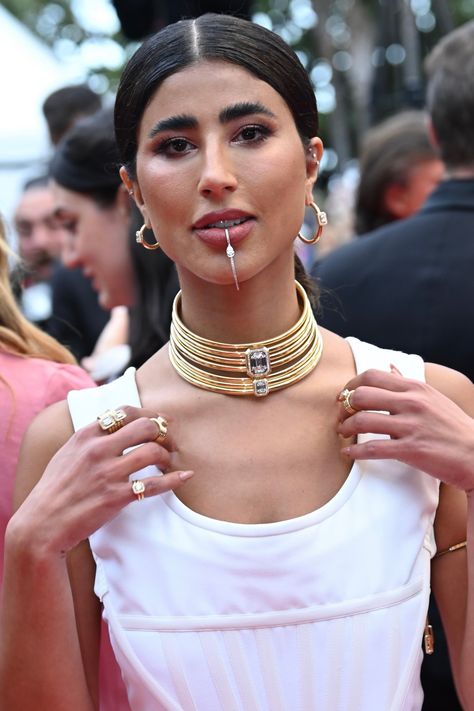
[68,338,440,711]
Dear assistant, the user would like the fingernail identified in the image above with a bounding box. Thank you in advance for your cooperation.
[178,470,194,481]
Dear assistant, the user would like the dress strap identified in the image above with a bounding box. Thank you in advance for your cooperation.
[67,367,140,432]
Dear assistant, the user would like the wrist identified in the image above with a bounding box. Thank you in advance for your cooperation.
[5,511,67,564]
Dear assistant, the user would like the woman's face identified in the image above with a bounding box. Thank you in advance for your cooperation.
[52,183,135,310]
[126,60,321,290]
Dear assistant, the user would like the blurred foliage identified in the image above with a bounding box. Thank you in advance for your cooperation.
[3,0,474,168]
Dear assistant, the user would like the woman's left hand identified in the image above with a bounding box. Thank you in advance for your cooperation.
[336,367,474,492]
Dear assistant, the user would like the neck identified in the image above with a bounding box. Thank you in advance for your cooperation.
[177,258,300,343]
[169,279,322,398]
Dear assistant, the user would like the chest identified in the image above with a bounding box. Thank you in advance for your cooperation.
[144,381,352,523]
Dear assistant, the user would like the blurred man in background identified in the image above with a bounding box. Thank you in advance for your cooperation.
[313,20,474,711]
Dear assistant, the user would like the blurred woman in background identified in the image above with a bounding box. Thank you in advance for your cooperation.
[0,216,93,586]
[50,107,179,380]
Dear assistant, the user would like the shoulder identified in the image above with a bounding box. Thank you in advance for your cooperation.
[312,223,409,281]
[40,361,96,407]
[0,353,94,401]
[425,362,474,417]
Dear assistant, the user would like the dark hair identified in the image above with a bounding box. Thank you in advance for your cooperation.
[114,14,320,302]
[128,207,179,367]
[50,107,178,367]
[355,110,439,235]
[425,20,474,169]
[42,84,102,145]
[114,13,319,178]
[50,108,121,207]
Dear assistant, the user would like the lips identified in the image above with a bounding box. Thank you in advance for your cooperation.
[192,210,255,248]
[193,209,252,230]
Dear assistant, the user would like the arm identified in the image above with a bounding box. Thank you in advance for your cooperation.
[0,402,193,711]
[336,364,474,709]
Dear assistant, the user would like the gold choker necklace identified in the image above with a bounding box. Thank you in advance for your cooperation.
[168,281,323,397]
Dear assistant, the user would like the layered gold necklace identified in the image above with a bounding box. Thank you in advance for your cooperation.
[168,281,323,397]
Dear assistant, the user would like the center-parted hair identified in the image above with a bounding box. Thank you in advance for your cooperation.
[114,13,319,177]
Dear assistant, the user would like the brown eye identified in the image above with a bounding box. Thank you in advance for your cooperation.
[233,124,272,144]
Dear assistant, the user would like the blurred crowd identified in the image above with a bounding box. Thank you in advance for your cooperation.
[2,10,474,711]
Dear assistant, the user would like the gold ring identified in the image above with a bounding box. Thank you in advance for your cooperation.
[97,408,127,434]
[131,480,145,501]
[150,416,168,442]
[338,388,358,415]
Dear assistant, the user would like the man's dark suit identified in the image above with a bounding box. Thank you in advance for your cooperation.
[313,178,474,383]
[312,177,474,710]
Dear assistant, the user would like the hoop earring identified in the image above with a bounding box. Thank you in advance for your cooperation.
[136,224,160,250]
[297,202,328,245]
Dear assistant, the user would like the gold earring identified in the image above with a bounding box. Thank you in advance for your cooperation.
[136,224,160,250]
[297,202,328,245]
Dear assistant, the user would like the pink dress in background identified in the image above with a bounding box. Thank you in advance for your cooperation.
[0,351,130,711]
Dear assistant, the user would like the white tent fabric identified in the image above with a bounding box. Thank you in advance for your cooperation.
[0,5,82,229]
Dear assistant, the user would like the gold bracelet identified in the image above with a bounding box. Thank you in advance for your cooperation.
[434,541,467,559]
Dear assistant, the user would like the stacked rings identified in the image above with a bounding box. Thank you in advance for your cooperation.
[97,408,127,433]
[150,416,168,442]
[131,480,146,501]
[338,388,358,416]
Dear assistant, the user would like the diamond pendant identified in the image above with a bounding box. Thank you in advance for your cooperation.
[245,347,271,377]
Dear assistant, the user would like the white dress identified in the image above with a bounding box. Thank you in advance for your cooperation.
[68,338,439,711]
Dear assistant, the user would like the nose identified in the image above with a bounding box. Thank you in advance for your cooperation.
[30,224,53,252]
[198,142,238,199]
[61,235,81,270]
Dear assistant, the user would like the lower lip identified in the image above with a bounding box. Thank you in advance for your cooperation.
[193,219,255,248]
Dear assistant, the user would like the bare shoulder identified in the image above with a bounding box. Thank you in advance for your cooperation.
[14,399,75,509]
[425,362,474,416]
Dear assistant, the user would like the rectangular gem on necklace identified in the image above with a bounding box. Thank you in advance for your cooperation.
[253,379,269,396]
[245,347,271,377]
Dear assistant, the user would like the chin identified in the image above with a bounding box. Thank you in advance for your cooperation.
[98,292,113,311]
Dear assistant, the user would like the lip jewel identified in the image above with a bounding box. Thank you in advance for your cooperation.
[224,227,239,291]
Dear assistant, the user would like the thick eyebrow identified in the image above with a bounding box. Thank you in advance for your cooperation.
[148,102,276,139]
[219,102,276,123]
[149,115,198,138]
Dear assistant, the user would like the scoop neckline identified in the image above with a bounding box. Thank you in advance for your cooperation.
[160,460,361,536]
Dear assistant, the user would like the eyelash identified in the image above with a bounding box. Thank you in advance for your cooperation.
[154,123,273,157]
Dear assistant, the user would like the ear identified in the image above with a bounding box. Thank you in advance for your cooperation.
[305,138,323,205]
[426,117,439,151]
[119,166,151,227]
[115,184,133,219]
[383,183,411,219]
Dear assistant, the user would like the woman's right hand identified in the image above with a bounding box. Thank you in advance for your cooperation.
[10,405,193,556]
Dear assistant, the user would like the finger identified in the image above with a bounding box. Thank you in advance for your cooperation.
[341,439,403,461]
[340,368,413,395]
[127,470,194,503]
[121,439,171,473]
[97,409,176,452]
[338,385,406,423]
[337,410,403,439]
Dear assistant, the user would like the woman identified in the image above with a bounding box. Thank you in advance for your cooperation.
[0,217,94,588]
[50,107,179,373]
[1,15,473,711]
[0,220,129,711]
